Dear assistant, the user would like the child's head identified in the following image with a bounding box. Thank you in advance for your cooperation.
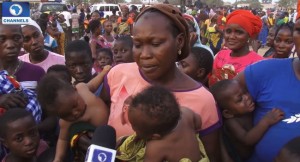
[47,64,72,83]
[95,48,113,69]
[37,74,86,122]
[91,10,100,20]
[210,79,255,118]
[65,40,93,83]
[275,137,300,162]
[273,23,294,58]
[178,47,213,85]
[86,14,91,21]
[128,86,181,140]
[266,26,277,47]
[57,14,66,23]
[89,19,102,35]
[0,109,39,159]
[112,35,134,64]
[103,20,113,34]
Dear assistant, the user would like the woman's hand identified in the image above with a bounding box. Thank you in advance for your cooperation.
[0,93,27,109]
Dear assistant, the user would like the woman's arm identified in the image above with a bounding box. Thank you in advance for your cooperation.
[234,71,247,91]
[201,129,222,162]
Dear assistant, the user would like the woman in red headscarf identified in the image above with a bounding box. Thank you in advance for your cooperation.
[209,10,264,86]
[231,6,300,161]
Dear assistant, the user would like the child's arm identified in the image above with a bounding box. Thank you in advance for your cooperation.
[226,108,284,146]
[144,142,164,162]
[87,65,111,93]
[90,41,97,59]
[53,119,71,162]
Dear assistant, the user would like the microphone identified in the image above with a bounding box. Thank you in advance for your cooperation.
[85,125,117,162]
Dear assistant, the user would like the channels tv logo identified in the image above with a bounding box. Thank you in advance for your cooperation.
[85,144,116,162]
[2,2,30,25]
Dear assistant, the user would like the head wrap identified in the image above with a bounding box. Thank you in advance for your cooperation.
[183,14,214,57]
[135,4,190,61]
[226,10,262,38]
[21,18,42,34]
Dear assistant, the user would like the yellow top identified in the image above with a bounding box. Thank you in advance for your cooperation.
[116,134,210,162]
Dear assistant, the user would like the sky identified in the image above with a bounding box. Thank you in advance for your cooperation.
[223,0,279,4]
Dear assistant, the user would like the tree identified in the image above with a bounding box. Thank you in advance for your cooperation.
[66,0,84,6]
[234,0,263,9]
[205,0,224,7]
[89,0,102,4]
[262,0,272,4]
[278,0,297,9]
[131,0,142,4]
[248,0,262,9]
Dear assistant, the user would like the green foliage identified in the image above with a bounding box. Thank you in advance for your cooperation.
[249,1,262,9]
[234,0,263,9]
[278,0,297,9]
[205,0,224,7]
[163,0,181,5]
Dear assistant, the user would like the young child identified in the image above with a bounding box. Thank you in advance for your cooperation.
[275,136,300,162]
[36,65,111,162]
[117,86,209,162]
[47,65,72,84]
[93,48,113,73]
[102,20,115,46]
[0,109,48,162]
[210,79,284,160]
[112,35,134,65]
[178,47,214,87]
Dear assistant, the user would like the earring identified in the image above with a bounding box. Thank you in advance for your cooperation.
[178,50,182,55]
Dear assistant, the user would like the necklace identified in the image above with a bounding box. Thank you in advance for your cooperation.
[11,60,22,78]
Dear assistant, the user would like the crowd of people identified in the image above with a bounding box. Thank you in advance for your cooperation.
[0,1,300,162]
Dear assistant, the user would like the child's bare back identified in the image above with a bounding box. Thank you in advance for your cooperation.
[72,82,109,126]
[145,108,207,162]
[37,65,111,162]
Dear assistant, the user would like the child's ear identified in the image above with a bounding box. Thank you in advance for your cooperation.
[222,109,234,119]
[150,134,161,140]
[196,68,206,79]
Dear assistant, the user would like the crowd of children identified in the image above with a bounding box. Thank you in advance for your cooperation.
[1,1,300,162]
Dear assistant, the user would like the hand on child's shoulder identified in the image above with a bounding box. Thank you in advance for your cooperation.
[75,82,88,91]
[102,65,112,73]
[262,108,284,125]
